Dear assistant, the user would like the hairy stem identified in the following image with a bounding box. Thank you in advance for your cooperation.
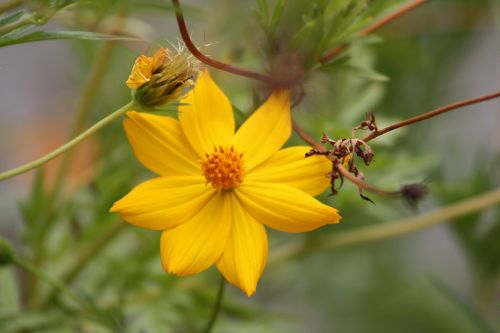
[362,90,500,142]
[320,0,430,64]
[0,101,134,181]
[270,186,500,263]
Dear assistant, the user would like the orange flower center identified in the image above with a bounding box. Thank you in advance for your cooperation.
[201,146,245,190]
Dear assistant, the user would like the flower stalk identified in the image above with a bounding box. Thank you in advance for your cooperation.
[0,101,134,181]
[362,90,500,142]
[203,275,226,333]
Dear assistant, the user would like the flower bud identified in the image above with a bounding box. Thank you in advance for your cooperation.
[126,47,198,108]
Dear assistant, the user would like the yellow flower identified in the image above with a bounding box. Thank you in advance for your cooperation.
[111,70,341,296]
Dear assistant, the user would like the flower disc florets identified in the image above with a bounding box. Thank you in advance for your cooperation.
[201,146,245,190]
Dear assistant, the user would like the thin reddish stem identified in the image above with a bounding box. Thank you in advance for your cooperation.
[171,0,271,83]
[292,120,323,149]
[335,163,398,197]
[363,90,500,142]
[320,0,430,64]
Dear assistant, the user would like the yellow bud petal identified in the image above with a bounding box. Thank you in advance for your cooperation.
[126,55,154,89]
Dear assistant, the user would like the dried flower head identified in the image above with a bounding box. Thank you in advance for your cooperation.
[127,46,199,108]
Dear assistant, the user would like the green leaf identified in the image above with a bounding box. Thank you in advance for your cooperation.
[0,267,20,319]
[18,169,47,229]
[343,63,389,82]
[0,30,137,47]
[232,103,248,127]
[257,0,269,22]
[0,11,24,27]
[270,0,285,27]
[316,55,351,73]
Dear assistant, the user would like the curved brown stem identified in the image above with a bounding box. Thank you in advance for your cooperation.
[292,120,323,149]
[320,0,430,64]
[363,90,500,142]
[335,162,398,198]
[171,0,272,83]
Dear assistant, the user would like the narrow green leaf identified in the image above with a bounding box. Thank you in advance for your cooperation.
[0,30,137,47]
[0,267,20,318]
[257,0,269,23]
[343,63,389,82]
[316,55,350,72]
[270,0,285,27]
[0,11,24,27]
[18,169,47,228]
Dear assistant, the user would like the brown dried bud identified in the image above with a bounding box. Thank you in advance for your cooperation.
[400,183,428,209]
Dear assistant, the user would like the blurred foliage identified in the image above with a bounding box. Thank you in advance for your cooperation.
[0,0,499,332]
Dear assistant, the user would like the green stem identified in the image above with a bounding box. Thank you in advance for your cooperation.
[203,275,225,333]
[270,187,500,263]
[0,101,134,181]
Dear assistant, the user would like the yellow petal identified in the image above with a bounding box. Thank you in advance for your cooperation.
[236,182,341,233]
[126,55,153,89]
[232,90,291,171]
[246,146,331,196]
[110,175,214,230]
[179,70,234,157]
[216,194,268,296]
[124,111,200,176]
[160,192,232,276]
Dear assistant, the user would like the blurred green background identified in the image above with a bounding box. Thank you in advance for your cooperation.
[0,0,499,332]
